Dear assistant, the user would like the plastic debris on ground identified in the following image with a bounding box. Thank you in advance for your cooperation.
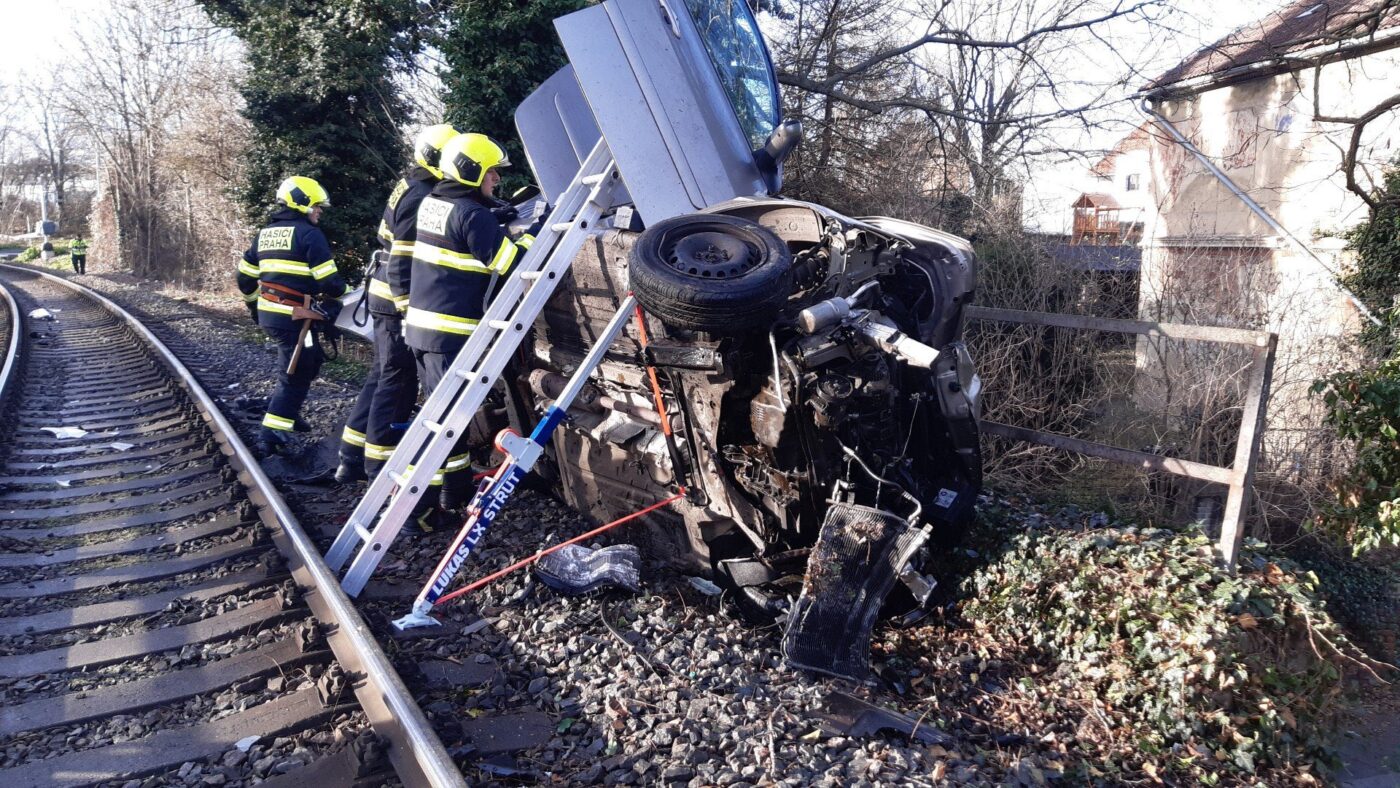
[40,426,88,439]
[27,308,54,321]
[109,442,135,451]
[532,543,641,595]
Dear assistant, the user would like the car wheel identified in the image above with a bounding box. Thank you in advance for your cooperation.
[628,213,793,332]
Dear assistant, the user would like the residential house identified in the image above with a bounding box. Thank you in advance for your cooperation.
[1135,0,1400,490]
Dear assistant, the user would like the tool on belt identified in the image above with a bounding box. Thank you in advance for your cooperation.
[260,281,335,375]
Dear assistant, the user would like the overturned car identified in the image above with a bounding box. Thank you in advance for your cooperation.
[497,0,983,680]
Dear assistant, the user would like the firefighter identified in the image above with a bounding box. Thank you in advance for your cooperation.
[235,176,348,458]
[336,123,460,484]
[403,133,545,529]
[70,237,88,274]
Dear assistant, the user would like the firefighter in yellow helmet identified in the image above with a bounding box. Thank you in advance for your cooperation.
[235,175,348,457]
[336,123,460,485]
[402,133,546,528]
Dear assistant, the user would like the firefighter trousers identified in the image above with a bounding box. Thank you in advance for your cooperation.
[412,347,478,504]
[340,314,418,476]
[261,326,323,433]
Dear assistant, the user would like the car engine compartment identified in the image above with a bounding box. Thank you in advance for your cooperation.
[504,198,982,680]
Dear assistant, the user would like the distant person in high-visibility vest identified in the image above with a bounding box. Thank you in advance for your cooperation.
[70,237,88,274]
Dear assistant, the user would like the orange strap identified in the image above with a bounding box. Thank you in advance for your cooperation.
[260,281,308,306]
[632,299,675,438]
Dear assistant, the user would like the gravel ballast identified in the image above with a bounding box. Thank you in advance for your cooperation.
[37,266,1398,787]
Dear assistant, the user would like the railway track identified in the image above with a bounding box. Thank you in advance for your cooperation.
[0,266,463,788]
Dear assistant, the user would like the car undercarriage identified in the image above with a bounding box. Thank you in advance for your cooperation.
[496,196,983,679]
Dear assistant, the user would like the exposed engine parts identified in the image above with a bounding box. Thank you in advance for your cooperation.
[510,198,982,680]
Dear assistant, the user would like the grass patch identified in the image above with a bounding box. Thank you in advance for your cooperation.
[322,356,368,384]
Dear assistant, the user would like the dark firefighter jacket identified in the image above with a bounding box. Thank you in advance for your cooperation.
[368,166,437,316]
[236,208,349,331]
[404,181,535,354]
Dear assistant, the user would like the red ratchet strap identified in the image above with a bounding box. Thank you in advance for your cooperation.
[436,490,686,605]
[260,281,307,306]
[438,300,687,604]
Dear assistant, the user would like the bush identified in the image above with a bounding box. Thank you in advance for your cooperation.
[1311,354,1400,553]
[958,517,1387,782]
[16,246,39,263]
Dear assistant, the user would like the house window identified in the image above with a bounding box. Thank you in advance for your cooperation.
[1125,174,1141,192]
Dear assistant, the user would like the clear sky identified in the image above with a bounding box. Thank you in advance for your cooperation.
[0,0,90,84]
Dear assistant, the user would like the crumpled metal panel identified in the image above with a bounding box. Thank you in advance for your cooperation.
[783,502,930,681]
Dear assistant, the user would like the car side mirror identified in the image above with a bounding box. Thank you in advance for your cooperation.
[763,120,802,165]
[755,120,802,193]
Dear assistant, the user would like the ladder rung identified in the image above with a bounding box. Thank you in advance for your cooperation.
[519,271,542,281]
[424,420,444,434]
[354,524,374,542]
[488,320,511,330]
[582,173,605,185]
[391,471,409,485]
[551,222,572,232]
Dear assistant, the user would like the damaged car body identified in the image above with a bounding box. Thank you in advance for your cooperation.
[502,0,983,681]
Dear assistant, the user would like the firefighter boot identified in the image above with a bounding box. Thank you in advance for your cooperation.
[254,428,289,459]
[334,458,367,484]
[440,473,474,514]
[403,503,453,536]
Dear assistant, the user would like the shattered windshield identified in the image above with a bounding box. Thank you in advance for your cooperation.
[682,0,781,151]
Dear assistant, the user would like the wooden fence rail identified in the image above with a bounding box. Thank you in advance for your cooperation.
[966,306,1278,570]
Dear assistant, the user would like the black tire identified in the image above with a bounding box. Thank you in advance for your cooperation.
[628,213,793,333]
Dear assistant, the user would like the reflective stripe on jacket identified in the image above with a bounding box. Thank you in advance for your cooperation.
[369,167,437,316]
[404,181,529,354]
[235,208,349,331]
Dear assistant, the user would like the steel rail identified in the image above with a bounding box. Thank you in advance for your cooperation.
[0,277,19,406]
[0,265,465,788]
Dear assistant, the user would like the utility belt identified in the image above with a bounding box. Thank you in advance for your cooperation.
[260,281,309,306]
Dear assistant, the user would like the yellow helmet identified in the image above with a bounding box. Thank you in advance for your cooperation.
[440,133,511,188]
[276,176,331,214]
[413,123,460,179]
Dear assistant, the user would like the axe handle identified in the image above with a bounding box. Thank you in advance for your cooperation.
[286,295,312,375]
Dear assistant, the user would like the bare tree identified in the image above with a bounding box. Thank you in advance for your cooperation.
[56,0,246,280]
[766,0,1167,229]
[21,78,85,231]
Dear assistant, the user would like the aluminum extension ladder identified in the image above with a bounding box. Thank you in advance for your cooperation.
[391,293,639,631]
[325,139,621,596]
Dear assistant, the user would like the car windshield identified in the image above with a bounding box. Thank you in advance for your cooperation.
[682,0,780,151]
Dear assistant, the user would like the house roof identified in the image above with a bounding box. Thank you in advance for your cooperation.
[1144,0,1400,94]
[1073,193,1121,209]
[1090,123,1154,177]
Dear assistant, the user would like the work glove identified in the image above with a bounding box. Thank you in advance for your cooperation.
[525,204,552,238]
